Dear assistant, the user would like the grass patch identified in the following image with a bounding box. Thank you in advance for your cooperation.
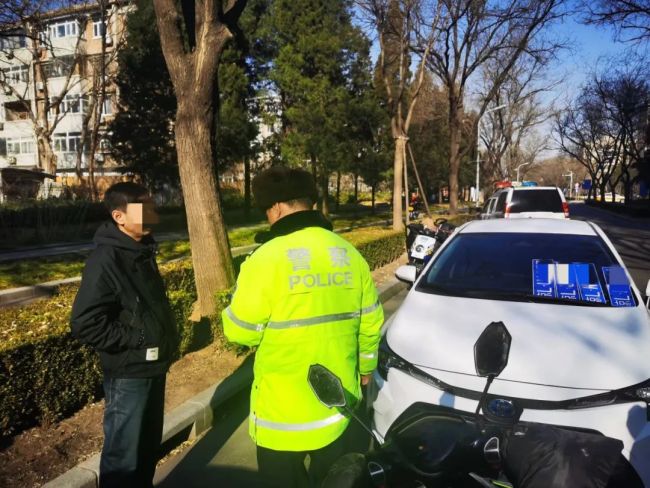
[0,213,394,290]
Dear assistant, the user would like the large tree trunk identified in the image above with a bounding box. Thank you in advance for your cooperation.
[175,102,234,316]
[153,0,244,318]
[335,170,341,212]
[320,171,330,217]
[392,136,406,231]
[244,157,251,219]
[36,134,56,175]
[354,173,359,203]
[448,101,463,215]
[371,184,376,214]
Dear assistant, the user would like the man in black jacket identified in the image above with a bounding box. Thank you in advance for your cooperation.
[71,182,178,488]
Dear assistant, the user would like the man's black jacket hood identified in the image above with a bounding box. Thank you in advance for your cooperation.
[71,222,178,378]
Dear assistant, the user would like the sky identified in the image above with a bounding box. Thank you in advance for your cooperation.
[357,7,641,159]
[547,14,632,104]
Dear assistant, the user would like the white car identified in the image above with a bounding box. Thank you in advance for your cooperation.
[484,186,569,219]
[372,218,650,484]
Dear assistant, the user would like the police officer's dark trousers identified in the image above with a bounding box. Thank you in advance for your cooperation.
[256,430,348,488]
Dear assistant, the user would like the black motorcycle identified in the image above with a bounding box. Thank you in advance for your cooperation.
[308,322,644,488]
[406,219,456,275]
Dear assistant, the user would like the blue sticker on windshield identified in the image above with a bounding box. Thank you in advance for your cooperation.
[572,263,606,304]
[532,259,556,297]
[555,263,579,300]
[602,266,634,307]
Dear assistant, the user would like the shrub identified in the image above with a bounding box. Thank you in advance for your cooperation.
[220,187,245,210]
[0,259,201,438]
[0,201,186,248]
[341,227,404,270]
[0,229,405,439]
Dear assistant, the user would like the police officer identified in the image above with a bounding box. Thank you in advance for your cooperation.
[222,166,384,488]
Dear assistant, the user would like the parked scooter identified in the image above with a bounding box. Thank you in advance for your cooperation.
[406,219,455,274]
[308,322,644,488]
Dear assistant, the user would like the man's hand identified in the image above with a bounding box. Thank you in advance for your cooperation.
[361,374,372,386]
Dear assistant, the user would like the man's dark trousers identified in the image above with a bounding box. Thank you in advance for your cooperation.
[99,375,166,488]
[256,429,349,488]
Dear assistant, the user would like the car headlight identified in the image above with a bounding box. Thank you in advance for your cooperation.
[377,338,409,381]
[377,338,450,391]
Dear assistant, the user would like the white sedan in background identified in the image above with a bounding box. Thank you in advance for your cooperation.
[372,218,650,484]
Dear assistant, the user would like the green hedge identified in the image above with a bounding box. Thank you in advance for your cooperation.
[0,202,185,248]
[0,228,404,439]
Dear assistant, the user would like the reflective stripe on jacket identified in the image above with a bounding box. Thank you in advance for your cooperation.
[222,220,384,452]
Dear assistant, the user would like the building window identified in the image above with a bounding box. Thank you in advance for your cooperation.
[42,56,75,78]
[6,137,36,154]
[93,21,106,38]
[98,137,111,151]
[4,100,30,121]
[101,97,113,117]
[49,94,88,118]
[1,65,29,84]
[53,132,82,153]
[49,21,78,39]
[0,33,26,50]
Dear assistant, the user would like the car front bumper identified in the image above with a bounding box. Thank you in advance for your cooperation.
[371,368,650,484]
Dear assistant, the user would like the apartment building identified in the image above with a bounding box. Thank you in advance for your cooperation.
[0,1,129,198]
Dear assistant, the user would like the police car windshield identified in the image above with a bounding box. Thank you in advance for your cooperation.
[418,233,634,306]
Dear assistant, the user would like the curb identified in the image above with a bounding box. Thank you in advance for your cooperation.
[43,357,255,488]
[42,278,405,488]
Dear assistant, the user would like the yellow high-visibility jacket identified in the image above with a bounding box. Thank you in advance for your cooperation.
[222,211,384,452]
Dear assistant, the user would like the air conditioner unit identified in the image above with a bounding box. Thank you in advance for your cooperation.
[7,156,17,165]
[36,81,44,91]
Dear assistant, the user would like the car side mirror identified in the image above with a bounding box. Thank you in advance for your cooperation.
[308,364,347,408]
[646,279,650,309]
[474,321,512,378]
[395,265,417,284]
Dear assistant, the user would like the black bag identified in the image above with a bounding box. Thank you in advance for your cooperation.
[503,425,644,488]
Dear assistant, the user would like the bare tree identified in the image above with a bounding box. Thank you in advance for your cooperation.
[581,0,650,42]
[556,80,625,201]
[153,0,246,317]
[425,0,566,213]
[591,65,649,202]
[479,56,559,186]
[0,1,94,175]
[74,2,127,200]
[557,63,649,203]
[356,0,439,231]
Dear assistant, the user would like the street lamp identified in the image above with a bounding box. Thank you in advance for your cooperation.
[475,104,507,206]
[516,162,530,183]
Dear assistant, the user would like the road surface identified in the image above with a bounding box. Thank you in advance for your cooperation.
[569,202,650,292]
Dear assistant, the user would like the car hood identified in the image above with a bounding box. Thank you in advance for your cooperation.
[386,289,650,391]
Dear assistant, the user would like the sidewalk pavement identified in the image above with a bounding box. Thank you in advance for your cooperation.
[42,278,406,488]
